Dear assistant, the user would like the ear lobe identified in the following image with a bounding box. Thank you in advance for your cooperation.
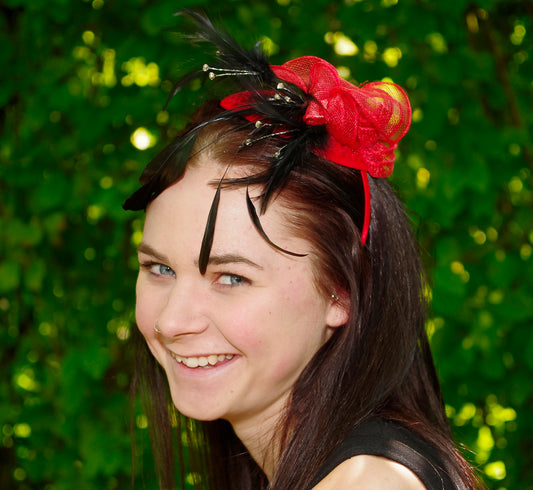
[326,294,350,328]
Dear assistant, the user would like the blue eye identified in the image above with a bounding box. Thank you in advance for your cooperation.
[140,262,175,277]
[217,274,247,286]
[155,264,174,276]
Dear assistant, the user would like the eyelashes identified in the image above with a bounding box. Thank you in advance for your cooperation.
[139,261,250,287]
[215,273,250,287]
[139,262,176,277]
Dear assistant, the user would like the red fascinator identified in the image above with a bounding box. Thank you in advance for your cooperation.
[221,56,411,244]
[124,12,412,269]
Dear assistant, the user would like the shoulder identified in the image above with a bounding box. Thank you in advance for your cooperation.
[311,454,426,489]
[308,418,459,489]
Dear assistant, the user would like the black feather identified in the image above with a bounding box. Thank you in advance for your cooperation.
[125,10,325,262]
[163,69,205,111]
[245,189,306,258]
[259,133,310,213]
[177,10,273,85]
[199,183,222,274]
[122,131,198,210]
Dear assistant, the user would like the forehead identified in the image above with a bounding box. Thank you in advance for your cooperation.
[142,155,311,261]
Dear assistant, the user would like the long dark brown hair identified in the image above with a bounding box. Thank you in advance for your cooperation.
[126,12,481,489]
[128,103,480,489]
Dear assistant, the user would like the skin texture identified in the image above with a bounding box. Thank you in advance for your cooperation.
[312,455,426,489]
[135,155,348,476]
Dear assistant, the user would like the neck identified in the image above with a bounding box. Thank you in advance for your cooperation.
[229,401,288,481]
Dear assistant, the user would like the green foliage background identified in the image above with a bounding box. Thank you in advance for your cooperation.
[1,0,532,488]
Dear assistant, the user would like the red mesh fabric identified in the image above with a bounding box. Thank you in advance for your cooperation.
[271,56,411,178]
[220,91,262,121]
[220,56,411,245]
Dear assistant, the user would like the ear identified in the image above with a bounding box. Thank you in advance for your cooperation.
[326,293,350,328]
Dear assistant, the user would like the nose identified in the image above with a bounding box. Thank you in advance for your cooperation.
[155,280,209,338]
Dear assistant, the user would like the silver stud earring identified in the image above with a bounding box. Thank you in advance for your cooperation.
[154,321,162,334]
[331,293,339,301]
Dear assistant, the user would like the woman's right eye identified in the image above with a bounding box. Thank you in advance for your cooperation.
[140,262,176,277]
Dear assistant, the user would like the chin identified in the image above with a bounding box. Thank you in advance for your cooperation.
[169,395,223,422]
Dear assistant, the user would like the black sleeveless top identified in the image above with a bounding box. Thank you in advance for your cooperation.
[307,418,465,489]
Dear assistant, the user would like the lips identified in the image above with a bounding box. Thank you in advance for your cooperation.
[170,352,235,368]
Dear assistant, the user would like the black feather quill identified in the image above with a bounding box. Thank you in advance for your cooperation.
[176,10,273,86]
[123,131,198,210]
[245,189,306,258]
[199,182,222,274]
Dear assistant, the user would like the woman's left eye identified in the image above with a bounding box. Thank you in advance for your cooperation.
[140,262,175,277]
[154,264,174,276]
[216,274,248,287]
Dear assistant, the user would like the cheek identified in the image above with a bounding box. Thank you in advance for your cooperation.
[135,300,153,339]
[135,289,163,362]
[270,279,330,355]
[231,283,326,358]
[219,306,266,350]
[135,279,158,339]
[281,276,325,322]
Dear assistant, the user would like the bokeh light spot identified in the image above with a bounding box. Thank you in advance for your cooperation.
[485,461,506,480]
[130,127,156,150]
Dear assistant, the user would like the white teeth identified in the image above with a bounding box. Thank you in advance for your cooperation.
[185,357,199,368]
[172,353,234,368]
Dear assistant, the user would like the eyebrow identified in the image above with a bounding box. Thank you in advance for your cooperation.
[197,254,264,270]
[136,242,171,264]
[137,242,263,270]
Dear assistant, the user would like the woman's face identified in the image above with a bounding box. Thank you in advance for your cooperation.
[135,155,347,433]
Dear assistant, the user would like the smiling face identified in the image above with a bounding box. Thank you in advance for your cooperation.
[135,154,348,439]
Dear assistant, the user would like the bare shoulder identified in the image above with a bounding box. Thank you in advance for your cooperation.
[312,454,426,489]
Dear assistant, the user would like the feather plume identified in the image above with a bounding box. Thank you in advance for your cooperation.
[245,189,306,257]
[176,10,273,86]
[124,10,327,268]
[199,183,222,274]
[123,132,198,210]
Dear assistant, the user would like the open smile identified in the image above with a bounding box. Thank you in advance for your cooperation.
[170,352,235,368]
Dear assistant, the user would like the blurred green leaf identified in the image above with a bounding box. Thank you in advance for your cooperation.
[0,260,21,292]
[1,1,532,489]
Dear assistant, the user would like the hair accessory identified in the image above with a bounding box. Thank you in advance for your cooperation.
[202,64,259,80]
[123,11,412,271]
[220,56,411,244]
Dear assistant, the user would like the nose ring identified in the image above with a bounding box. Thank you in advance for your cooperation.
[154,321,162,334]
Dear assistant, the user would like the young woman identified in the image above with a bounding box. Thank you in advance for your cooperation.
[124,11,481,490]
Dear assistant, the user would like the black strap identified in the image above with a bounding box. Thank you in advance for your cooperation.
[307,418,462,489]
